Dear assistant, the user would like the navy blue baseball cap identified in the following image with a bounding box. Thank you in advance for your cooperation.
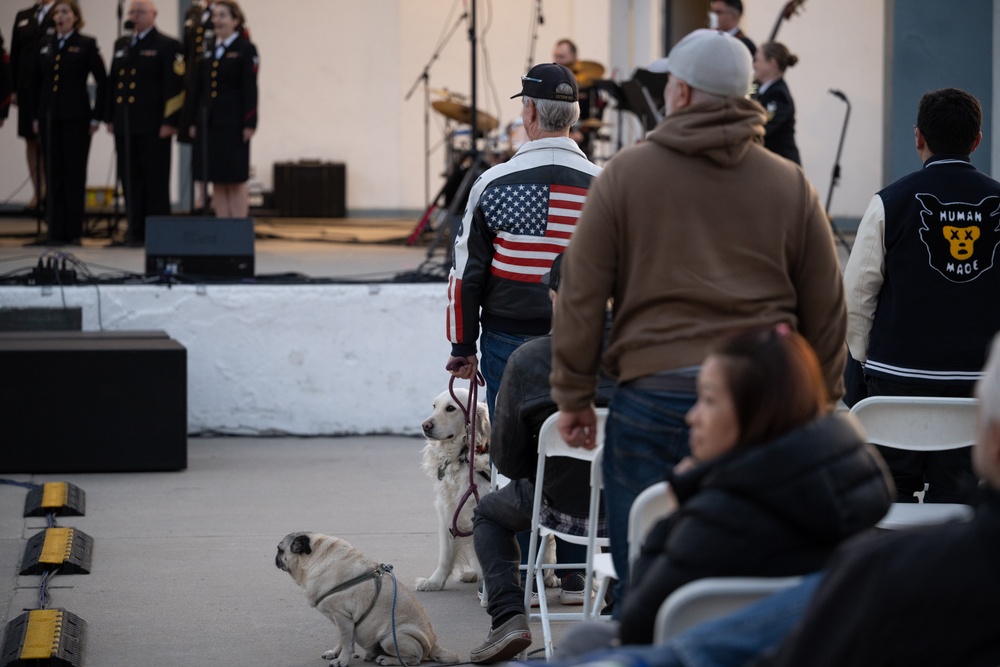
[511,63,579,102]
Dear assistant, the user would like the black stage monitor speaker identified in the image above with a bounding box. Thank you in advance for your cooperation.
[273,161,347,218]
[146,217,255,278]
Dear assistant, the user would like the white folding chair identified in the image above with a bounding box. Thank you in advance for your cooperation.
[590,479,675,619]
[627,480,674,566]
[849,396,977,529]
[654,576,804,643]
[523,408,609,658]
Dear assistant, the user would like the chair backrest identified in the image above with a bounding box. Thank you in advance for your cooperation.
[654,576,804,643]
[536,408,609,463]
[849,396,978,451]
[627,480,673,567]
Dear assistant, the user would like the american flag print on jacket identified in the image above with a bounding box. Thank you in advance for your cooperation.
[447,137,602,358]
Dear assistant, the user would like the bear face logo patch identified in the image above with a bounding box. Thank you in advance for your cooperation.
[916,193,1000,283]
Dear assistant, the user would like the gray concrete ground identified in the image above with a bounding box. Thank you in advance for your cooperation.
[1,436,577,666]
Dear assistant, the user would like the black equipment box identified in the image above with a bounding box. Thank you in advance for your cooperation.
[273,161,347,218]
[0,331,188,473]
[146,216,255,279]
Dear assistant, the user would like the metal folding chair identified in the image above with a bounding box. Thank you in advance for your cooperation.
[522,408,609,657]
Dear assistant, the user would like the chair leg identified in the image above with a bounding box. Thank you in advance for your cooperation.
[536,545,554,658]
[592,577,610,620]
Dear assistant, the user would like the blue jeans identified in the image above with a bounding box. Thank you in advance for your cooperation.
[604,385,695,609]
[480,329,537,420]
[553,572,823,667]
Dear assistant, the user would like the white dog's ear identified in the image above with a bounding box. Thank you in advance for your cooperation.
[475,402,490,445]
[291,534,312,555]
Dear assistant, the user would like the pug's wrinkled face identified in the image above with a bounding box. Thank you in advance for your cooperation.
[275,532,313,573]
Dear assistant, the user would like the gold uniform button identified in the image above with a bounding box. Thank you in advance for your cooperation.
[131,68,137,75]
[213,61,219,68]
[128,96,135,103]
[211,81,217,88]
[54,75,59,81]
[118,82,124,89]
[211,91,217,98]
[211,71,217,78]
[54,63,60,70]
[116,95,123,103]
[55,54,61,61]
[119,68,125,75]
[53,85,58,91]
[129,82,136,89]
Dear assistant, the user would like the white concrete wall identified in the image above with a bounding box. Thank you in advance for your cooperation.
[1,0,888,220]
[1,284,451,435]
[739,0,886,220]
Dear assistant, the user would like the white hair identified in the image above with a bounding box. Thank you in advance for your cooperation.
[524,91,580,132]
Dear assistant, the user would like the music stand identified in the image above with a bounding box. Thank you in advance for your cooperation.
[619,75,664,132]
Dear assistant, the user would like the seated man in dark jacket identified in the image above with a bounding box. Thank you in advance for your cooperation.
[469,254,615,664]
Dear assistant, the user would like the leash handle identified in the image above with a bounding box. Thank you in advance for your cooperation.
[447,370,486,538]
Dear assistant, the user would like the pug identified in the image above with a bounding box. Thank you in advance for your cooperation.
[276,532,460,667]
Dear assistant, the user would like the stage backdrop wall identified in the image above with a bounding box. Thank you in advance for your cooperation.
[2,0,891,222]
[1,284,451,435]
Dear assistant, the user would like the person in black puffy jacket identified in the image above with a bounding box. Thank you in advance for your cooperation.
[553,325,893,660]
[615,325,893,645]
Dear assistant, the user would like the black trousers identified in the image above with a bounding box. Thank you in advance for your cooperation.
[115,131,172,243]
[42,117,92,242]
[864,375,977,504]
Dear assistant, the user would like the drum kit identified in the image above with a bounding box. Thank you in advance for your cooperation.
[429,59,614,166]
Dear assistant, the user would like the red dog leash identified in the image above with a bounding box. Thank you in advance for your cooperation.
[445,359,487,538]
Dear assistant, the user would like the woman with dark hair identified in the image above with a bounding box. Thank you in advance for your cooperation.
[609,324,892,645]
[752,42,801,164]
[33,0,107,245]
[187,0,257,218]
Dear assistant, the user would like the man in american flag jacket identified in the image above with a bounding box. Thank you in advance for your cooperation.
[446,62,602,419]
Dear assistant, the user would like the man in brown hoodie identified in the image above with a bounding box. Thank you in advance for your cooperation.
[549,29,846,604]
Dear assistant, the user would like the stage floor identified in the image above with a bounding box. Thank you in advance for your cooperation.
[0,214,447,284]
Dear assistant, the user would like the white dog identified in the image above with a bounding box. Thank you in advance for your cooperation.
[415,388,559,599]
[415,388,491,591]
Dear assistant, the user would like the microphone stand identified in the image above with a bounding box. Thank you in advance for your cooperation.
[411,2,483,276]
[825,89,852,254]
[526,0,542,71]
[110,0,125,241]
[44,43,54,244]
[198,23,214,215]
[404,10,466,213]
[27,22,55,246]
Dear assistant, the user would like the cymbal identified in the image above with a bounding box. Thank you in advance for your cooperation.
[432,100,499,131]
[571,60,605,88]
[429,88,466,101]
